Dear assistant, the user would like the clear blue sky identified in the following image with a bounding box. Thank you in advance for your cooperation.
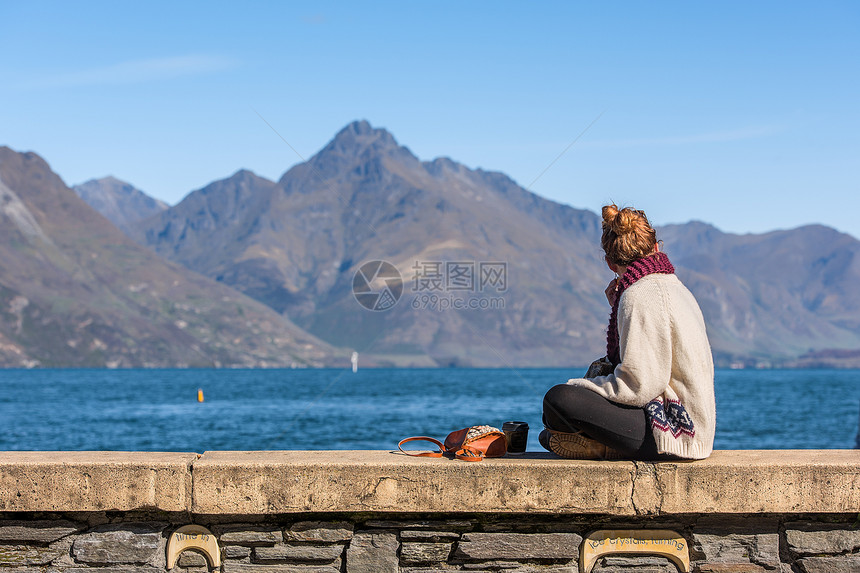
[2,1,859,238]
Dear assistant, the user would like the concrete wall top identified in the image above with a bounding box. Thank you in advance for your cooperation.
[1,450,858,516]
[190,450,860,516]
[0,451,196,513]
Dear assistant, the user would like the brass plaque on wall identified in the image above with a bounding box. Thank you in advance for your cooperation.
[166,525,221,569]
[580,529,689,573]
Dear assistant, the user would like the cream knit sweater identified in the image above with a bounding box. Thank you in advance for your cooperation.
[567,273,716,459]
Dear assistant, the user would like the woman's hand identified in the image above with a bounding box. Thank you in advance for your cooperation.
[605,278,618,306]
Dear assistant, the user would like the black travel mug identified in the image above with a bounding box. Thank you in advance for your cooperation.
[502,421,529,454]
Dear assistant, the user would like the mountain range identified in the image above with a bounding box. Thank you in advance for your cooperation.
[4,120,860,368]
[0,147,336,368]
[131,121,611,367]
[660,222,860,367]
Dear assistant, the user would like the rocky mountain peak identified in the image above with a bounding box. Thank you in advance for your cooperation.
[186,169,274,206]
[314,120,416,168]
[97,176,132,192]
[0,147,66,194]
[334,119,396,146]
[424,156,465,177]
[72,175,168,234]
[223,168,269,188]
[230,168,260,179]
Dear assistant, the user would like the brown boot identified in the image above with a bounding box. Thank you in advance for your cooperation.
[540,428,624,460]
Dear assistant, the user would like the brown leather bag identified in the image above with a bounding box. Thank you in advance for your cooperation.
[398,425,507,462]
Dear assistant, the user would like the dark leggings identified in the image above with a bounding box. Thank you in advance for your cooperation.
[543,384,662,460]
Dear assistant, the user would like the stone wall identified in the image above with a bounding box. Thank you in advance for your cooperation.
[1,513,858,572]
[0,450,857,572]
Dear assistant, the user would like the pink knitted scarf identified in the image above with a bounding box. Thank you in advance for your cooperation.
[606,252,675,365]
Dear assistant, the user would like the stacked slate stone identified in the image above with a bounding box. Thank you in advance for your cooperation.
[0,520,164,571]
[1,516,859,571]
[214,521,352,572]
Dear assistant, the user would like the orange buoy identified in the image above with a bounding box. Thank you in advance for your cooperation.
[197,388,204,402]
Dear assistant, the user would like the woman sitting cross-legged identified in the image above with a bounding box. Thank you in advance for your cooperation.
[541,204,716,461]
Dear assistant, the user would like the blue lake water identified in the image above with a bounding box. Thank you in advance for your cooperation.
[0,368,857,452]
